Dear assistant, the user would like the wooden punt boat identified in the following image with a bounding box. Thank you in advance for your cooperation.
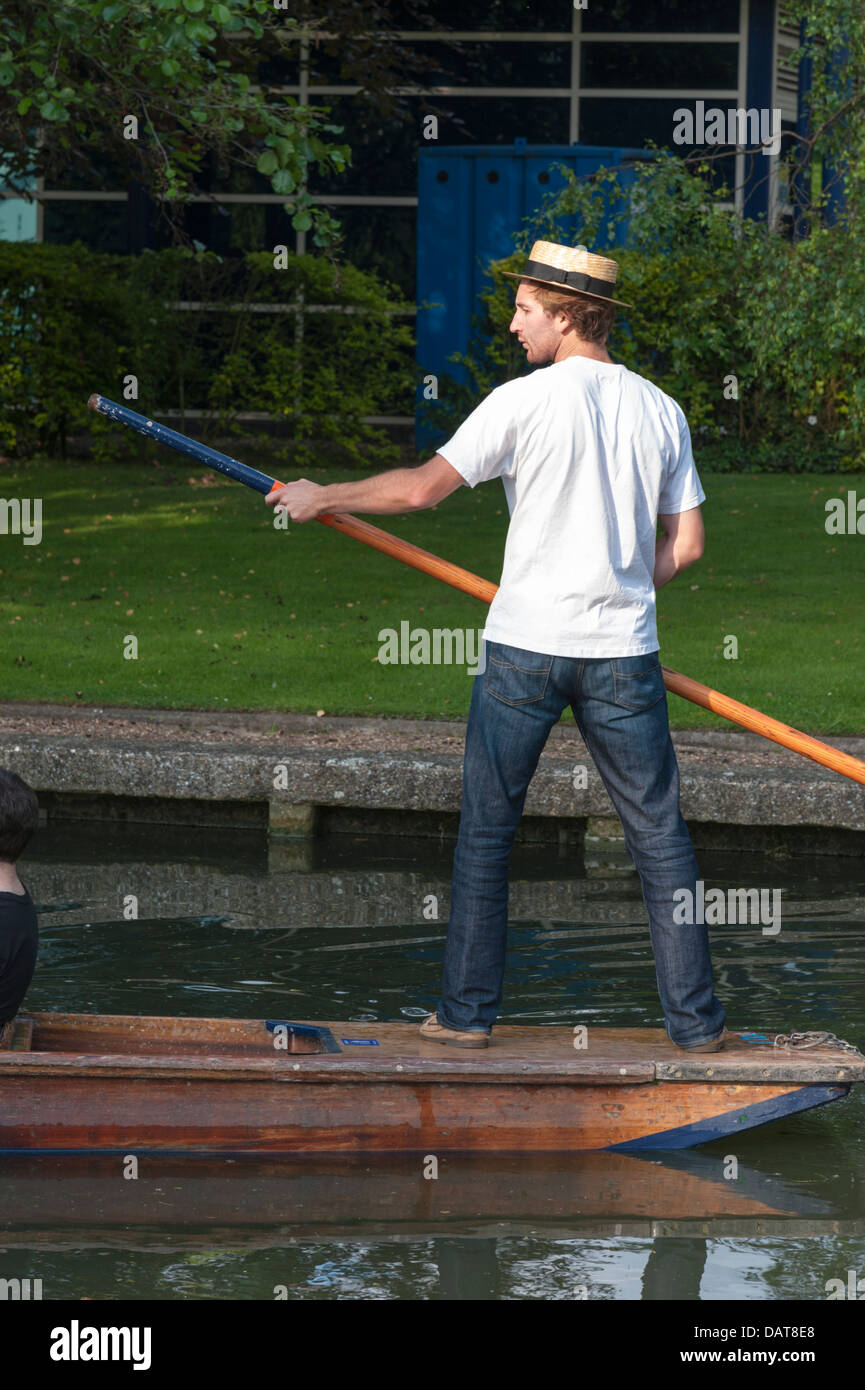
[1,1013,863,1155]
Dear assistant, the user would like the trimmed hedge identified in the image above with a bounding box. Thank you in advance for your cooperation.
[0,243,414,468]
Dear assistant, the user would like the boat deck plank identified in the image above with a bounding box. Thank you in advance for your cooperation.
[8,1014,864,1084]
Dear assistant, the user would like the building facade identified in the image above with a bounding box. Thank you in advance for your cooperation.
[2,1,807,293]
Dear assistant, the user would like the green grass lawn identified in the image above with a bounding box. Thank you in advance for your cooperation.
[2,457,864,732]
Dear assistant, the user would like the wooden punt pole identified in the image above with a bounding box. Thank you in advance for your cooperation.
[318,511,865,788]
[84,399,865,788]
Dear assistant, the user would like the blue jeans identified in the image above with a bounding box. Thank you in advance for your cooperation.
[437,642,726,1048]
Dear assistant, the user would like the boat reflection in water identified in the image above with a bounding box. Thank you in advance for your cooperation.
[0,1141,857,1240]
[0,1144,861,1299]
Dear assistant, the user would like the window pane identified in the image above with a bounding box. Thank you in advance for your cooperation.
[227,203,268,254]
[582,42,739,89]
[311,94,570,196]
[300,35,464,85]
[410,0,572,30]
[329,205,417,301]
[184,199,235,256]
[257,52,300,85]
[43,200,128,253]
[42,144,130,192]
[302,36,570,86]
[386,39,572,86]
[580,96,739,150]
[582,0,740,33]
[419,94,570,146]
[365,0,443,24]
[578,98,737,194]
[311,96,429,196]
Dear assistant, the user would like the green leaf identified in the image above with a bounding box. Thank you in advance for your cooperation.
[291,210,312,232]
[0,66,14,88]
[256,150,278,175]
[271,136,294,165]
[271,169,295,194]
[17,96,33,114]
[161,58,181,77]
[38,98,68,122]
[185,19,215,41]
[182,0,205,10]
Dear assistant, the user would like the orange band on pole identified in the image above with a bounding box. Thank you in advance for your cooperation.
[317,510,865,788]
[659,667,865,785]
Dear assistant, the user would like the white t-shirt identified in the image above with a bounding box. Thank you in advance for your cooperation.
[438,355,705,657]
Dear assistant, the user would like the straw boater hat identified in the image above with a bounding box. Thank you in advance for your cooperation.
[503,239,632,309]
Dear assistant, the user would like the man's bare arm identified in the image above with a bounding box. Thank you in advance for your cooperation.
[265,454,465,523]
[654,506,705,589]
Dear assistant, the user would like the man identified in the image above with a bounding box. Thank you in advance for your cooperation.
[267,239,727,1055]
[0,768,39,1045]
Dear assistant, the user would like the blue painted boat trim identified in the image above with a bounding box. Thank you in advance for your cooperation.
[264,1021,342,1055]
[606,1085,850,1152]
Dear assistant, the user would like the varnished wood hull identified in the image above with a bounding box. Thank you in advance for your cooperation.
[0,1072,851,1155]
[0,1013,861,1154]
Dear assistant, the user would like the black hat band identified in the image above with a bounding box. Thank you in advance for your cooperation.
[522,259,614,298]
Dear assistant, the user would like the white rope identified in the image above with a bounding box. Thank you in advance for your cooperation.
[771,1030,865,1058]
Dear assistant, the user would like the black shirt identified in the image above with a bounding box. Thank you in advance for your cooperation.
[0,885,39,1024]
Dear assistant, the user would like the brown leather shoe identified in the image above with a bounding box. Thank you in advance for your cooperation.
[674,1028,731,1053]
[419,1013,490,1049]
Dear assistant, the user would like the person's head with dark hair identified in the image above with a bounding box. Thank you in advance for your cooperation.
[0,770,39,864]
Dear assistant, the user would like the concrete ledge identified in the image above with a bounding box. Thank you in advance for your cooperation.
[1,703,864,853]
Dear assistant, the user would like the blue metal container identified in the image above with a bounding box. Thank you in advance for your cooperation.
[416,140,651,437]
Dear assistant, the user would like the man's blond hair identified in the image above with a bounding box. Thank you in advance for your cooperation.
[527,283,617,346]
